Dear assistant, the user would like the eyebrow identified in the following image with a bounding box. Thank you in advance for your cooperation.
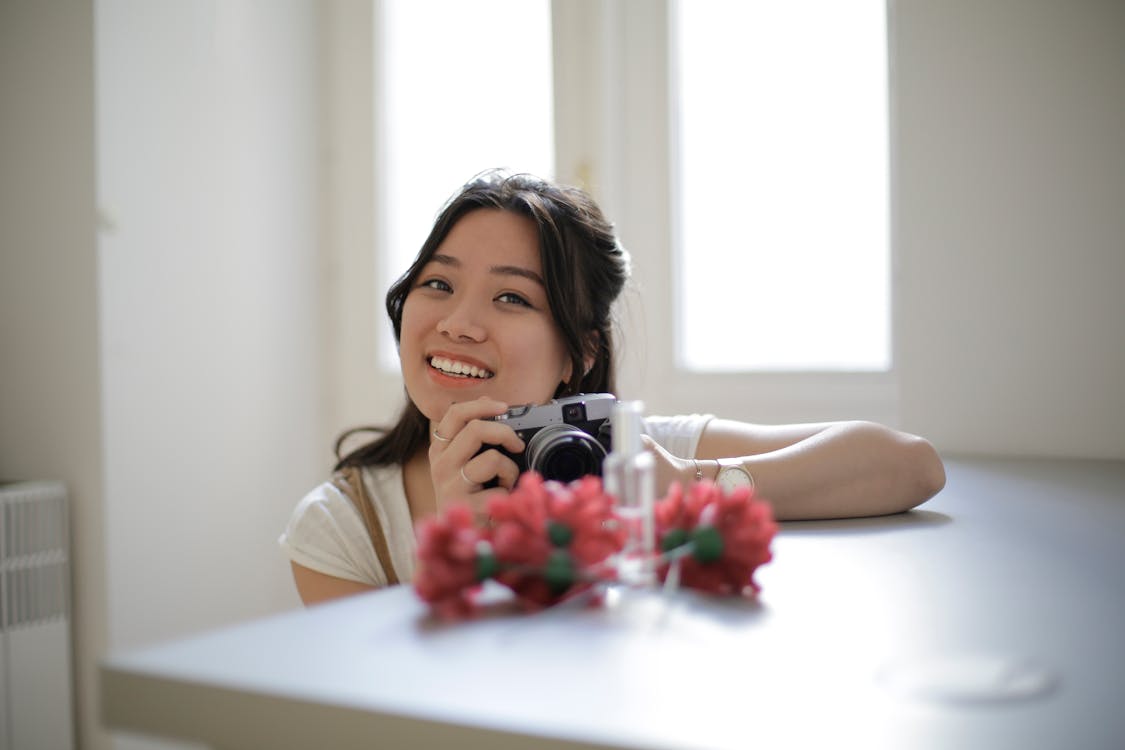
[430,253,545,287]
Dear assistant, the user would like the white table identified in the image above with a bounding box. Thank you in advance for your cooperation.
[101,458,1125,749]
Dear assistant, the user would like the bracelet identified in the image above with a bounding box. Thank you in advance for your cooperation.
[692,459,704,482]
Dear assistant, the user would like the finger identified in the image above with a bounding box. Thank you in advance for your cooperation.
[459,462,480,491]
[461,449,521,491]
[474,487,511,518]
[430,397,510,449]
[429,414,525,471]
[436,452,494,496]
[640,434,688,495]
[471,448,522,491]
[435,469,515,519]
[432,470,481,513]
[458,486,508,525]
[461,420,526,455]
[441,396,511,430]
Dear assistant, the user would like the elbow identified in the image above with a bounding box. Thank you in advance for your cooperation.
[857,423,946,514]
[902,434,946,508]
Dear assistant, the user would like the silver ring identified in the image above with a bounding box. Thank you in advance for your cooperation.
[432,429,451,443]
[460,465,475,486]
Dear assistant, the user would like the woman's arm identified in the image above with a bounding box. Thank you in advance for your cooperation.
[290,562,377,606]
[648,419,945,520]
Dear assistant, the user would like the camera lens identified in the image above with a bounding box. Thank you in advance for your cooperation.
[525,424,607,482]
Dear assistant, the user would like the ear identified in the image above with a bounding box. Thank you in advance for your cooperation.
[560,358,575,385]
[560,331,600,387]
[585,330,602,368]
[577,330,601,382]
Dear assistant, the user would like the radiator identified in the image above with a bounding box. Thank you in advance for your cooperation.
[0,481,75,750]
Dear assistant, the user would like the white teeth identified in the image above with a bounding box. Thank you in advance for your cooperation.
[429,356,493,379]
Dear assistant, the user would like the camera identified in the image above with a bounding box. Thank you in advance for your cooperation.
[480,393,616,483]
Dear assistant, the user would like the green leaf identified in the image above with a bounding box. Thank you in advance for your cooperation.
[691,525,724,564]
[544,549,576,593]
[475,552,500,581]
[661,527,690,552]
[547,520,575,548]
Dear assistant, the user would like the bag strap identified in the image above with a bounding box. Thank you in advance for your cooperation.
[332,466,400,586]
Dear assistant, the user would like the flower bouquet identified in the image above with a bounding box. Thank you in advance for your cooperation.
[413,472,777,619]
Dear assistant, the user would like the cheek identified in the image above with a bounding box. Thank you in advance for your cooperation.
[558,348,574,382]
[398,298,427,344]
[399,296,419,331]
[548,333,573,382]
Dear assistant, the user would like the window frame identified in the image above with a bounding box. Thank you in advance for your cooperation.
[552,0,899,426]
[330,0,900,432]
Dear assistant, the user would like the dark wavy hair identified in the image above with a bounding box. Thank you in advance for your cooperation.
[336,170,630,470]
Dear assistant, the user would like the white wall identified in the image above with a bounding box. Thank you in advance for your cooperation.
[319,1,390,440]
[97,1,325,745]
[96,0,322,651]
[4,2,327,749]
[1,2,105,747]
[893,0,1125,458]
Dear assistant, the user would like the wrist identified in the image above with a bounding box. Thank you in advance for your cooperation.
[688,458,703,485]
[715,457,756,492]
[690,458,720,483]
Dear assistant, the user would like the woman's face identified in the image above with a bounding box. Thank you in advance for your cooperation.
[399,208,573,422]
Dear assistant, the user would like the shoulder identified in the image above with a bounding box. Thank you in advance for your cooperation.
[280,479,367,557]
[279,464,409,587]
[289,478,360,526]
[643,413,715,441]
[354,463,408,508]
[356,464,418,580]
[642,413,715,457]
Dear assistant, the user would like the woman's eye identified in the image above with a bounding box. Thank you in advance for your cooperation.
[419,278,451,292]
[497,292,532,307]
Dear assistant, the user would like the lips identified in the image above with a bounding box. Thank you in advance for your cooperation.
[428,355,494,380]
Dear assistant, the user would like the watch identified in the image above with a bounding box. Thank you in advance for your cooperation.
[715,458,755,493]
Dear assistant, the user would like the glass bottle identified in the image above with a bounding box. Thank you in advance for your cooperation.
[603,400,656,586]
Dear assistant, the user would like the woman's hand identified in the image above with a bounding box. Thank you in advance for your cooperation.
[428,396,526,515]
[641,435,697,497]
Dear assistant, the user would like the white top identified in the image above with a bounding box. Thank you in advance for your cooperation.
[279,413,714,586]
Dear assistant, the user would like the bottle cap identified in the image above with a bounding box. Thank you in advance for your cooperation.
[612,400,645,457]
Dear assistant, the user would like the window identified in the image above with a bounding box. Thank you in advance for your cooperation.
[362,1,898,423]
[673,0,890,372]
[377,0,554,367]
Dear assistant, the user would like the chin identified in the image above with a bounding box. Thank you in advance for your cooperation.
[402,386,442,423]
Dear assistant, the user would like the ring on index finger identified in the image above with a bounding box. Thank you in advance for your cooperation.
[432,429,451,443]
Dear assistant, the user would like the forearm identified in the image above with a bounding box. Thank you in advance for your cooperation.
[694,420,946,520]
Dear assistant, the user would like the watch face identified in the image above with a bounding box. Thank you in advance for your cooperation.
[717,464,753,492]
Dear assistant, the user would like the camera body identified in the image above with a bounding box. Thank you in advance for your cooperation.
[482,393,616,483]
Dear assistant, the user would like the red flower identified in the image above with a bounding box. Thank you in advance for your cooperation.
[486,473,627,609]
[413,504,493,619]
[654,480,776,596]
[413,473,777,619]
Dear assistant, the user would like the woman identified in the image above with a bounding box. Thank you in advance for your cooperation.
[280,171,945,606]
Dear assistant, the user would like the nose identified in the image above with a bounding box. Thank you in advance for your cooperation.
[437,299,487,342]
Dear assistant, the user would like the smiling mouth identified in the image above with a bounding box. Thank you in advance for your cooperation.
[428,356,494,380]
